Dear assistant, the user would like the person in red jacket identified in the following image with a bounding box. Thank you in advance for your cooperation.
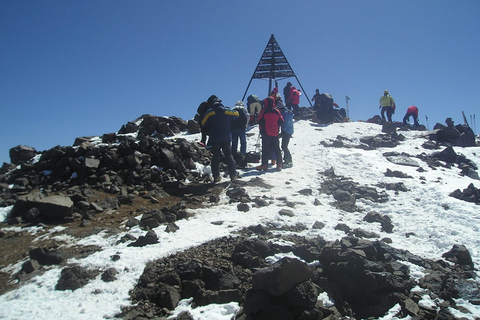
[256,96,284,171]
[290,86,301,118]
[403,105,419,127]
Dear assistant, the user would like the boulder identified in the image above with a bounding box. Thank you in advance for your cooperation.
[9,145,37,164]
[56,265,99,291]
[252,257,314,296]
[11,193,73,220]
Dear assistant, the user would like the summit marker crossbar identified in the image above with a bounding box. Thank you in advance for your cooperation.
[242,34,312,107]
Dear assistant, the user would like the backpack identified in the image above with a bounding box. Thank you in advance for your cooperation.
[247,95,260,105]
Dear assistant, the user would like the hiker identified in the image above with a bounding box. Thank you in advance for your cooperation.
[313,92,334,123]
[290,86,301,118]
[201,95,239,183]
[270,87,279,99]
[379,90,396,122]
[283,82,293,109]
[247,94,262,124]
[196,101,211,145]
[403,105,419,127]
[231,101,250,156]
[256,96,284,171]
[278,99,294,168]
[312,89,322,108]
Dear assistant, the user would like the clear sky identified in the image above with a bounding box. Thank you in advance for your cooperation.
[1,0,479,165]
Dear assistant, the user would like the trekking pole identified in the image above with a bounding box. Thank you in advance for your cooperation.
[474,114,477,135]
[425,115,430,130]
[345,95,350,118]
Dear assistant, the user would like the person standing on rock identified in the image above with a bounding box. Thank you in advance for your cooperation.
[379,90,396,123]
[201,95,239,183]
[283,82,293,109]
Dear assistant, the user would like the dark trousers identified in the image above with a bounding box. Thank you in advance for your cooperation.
[292,104,300,118]
[231,128,247,156]
[403,112,419,126]
[211,141,236,179]
[381,106,394,122]
[281,133,292,162]
[261,135,282,166]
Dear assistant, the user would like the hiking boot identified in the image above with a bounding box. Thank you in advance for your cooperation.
[276,163,282,171]
[283,160,293,168]
[256,165,268,171]
[231,172,241,181]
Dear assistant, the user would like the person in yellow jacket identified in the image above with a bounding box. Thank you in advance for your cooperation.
[379,90,396,122]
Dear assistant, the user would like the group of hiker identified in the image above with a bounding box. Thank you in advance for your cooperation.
[196,87,423,182]
[196,89,295,182]
[378,90,419,127]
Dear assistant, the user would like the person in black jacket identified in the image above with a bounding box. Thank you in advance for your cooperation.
[196,101,210,145]
[231,101,250,156]
[201,95,239,182]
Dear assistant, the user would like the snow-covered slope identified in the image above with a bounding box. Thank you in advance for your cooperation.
[1,120,479,320]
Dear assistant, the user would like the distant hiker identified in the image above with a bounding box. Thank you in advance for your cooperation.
[403,105,419,127]
[278,101,294,167]
[275,93,285,109]
[256,96,284,171]
[231,101,250,156]
[283,82,293,109]
[313,92,334,123]
[196,101,210,145]
[247,94,262,124]
[201,95,239,182]
[379,90,396,122]
[270,87,279,99]
[290,86,301,118]
[312,89,322,108]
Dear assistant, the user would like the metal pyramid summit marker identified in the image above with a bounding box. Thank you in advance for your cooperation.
[242,34,311,106]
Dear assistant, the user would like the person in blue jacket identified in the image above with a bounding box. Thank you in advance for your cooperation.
[277,98,294,167]
[201,95,239,182]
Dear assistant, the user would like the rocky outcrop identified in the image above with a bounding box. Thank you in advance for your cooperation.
[0,115,213,217]
[120,227,476,320]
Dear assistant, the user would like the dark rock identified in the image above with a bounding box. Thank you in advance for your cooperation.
[29,247,63,265]
[237,203,250,212]
[165,223,179,233]
[21,259,40,274]
[363,211,394,233]
[252,257,314,296]
[128,230,159,247]
[9,145,37,164]
[442,244,474,269]
[312,221,325,229]
[279,208,294,217]
[285,280,318,307]
[334,223,351,234]
[433,146,458,164]
[56,265,99,291]
[12,193,74,220]
[101,267,118,282]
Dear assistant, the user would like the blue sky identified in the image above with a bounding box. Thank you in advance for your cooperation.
[1,0,479,165]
